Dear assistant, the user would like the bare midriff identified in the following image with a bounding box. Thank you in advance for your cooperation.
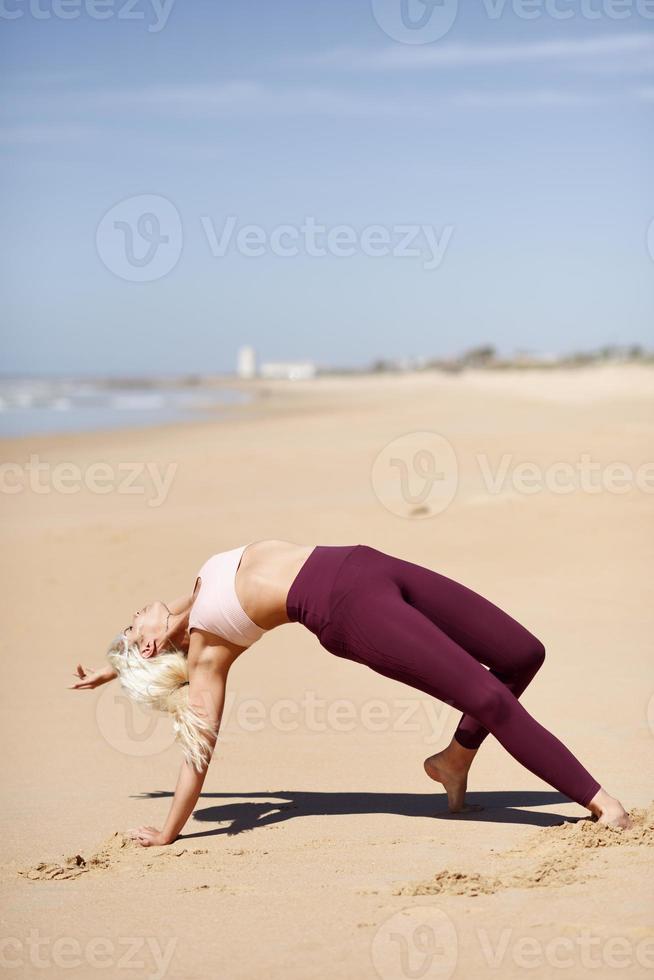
[234,539,316,631]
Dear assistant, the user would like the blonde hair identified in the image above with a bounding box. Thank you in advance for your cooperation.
[106,632,216,772]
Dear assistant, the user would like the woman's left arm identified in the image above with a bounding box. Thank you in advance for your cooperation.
[129,634,239,847]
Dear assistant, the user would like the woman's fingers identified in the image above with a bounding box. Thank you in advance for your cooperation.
[127,826,160,847]
[69,672,95,689]
[69,666,101,689]
[70,665,90,685]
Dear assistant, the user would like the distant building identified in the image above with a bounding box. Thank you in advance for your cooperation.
[237,345,257,379]
[513,349,559,365]
[394,355,428,371]
[259,361,317,381]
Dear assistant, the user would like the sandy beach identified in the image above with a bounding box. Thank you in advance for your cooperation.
[1,364,653,980]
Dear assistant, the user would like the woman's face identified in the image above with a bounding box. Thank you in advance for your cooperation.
[124,600,170,657]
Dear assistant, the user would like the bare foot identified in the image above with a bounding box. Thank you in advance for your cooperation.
[588,788,632,830]
[424,744,479,813]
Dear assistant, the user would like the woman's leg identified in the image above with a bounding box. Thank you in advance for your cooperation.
[371,554,629,825]
[366,551,550,809]
[384,554,548,751]
[335,568,602,810]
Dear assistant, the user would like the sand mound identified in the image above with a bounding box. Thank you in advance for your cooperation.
[513,804,654,852]
[18,833,209,881]
[395,803,654,898]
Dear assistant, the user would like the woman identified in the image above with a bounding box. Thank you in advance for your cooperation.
[72,539,631,845]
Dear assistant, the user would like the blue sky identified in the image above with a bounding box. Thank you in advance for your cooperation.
[1,0,653,376]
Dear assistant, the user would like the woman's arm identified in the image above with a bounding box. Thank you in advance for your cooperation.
[129,632,242,847]
[132,759,213,846]
[69,663,117,690]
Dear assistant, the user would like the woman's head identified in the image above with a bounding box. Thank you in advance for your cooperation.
[124,600,186,658]
[106,630,214,771]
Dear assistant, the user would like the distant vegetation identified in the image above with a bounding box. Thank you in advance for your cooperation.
[324,343,654,376]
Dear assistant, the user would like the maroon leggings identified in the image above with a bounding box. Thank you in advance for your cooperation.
[286,544,601,808]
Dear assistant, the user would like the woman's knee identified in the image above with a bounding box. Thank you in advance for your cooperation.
[517,633,546,673]
[529,637,546,670]
[467,682,512,729]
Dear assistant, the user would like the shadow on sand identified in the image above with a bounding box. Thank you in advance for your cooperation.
[132,789,585,841]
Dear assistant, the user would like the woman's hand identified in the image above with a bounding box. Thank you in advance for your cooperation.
[69,664,116,690]
[128,826,175,848]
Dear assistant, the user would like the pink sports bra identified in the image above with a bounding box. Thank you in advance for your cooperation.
[188,543,267,648]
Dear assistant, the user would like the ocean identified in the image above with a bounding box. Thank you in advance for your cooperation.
[0,377,253,439]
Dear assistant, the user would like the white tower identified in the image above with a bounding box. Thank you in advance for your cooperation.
[237,345,257,379]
